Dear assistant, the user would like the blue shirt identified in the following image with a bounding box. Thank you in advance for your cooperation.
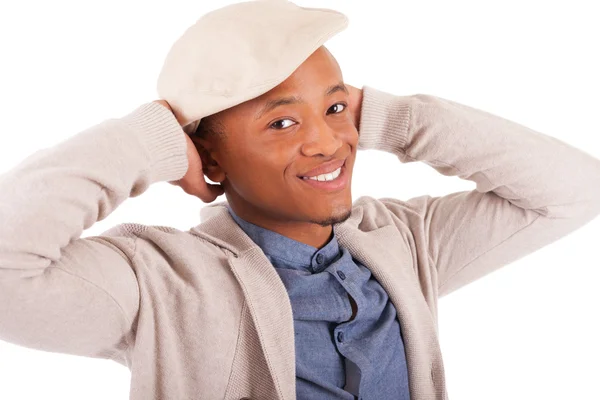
[227,205,410,399]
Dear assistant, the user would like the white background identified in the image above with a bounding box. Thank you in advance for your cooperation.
[1,0,599,399]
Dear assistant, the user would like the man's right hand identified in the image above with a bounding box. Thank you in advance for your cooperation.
[153,100,225,203]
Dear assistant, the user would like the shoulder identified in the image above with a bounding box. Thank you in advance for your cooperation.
[351,194,432,230]
[99,222,227,260]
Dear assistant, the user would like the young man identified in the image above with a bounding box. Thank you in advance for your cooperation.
[1,1,599,399]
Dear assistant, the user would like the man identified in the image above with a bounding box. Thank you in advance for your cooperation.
[1,1,599,399]
[163,46,410,399]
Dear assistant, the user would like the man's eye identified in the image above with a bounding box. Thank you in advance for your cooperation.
[269,103,346,130]
[270,119,295,130]
[328,103,346,114]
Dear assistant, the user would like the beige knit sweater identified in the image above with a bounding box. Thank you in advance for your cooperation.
[1,85,599,399]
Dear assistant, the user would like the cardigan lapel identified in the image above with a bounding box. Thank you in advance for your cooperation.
[335,220,447,400]
[190,202,296,400]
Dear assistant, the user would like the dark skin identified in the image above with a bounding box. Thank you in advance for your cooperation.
[176,46,363,248]
[162,46,362,248]
[158,46,361,319]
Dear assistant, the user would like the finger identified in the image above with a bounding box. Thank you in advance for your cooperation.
[196,181,225,203]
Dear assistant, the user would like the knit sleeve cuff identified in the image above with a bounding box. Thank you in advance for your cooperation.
[120,102,189,184]
[357,85,412,154]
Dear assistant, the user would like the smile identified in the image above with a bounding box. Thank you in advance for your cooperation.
[298,164,349,192]
[301,166,342,182]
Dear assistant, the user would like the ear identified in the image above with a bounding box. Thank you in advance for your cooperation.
[190,136,227,184]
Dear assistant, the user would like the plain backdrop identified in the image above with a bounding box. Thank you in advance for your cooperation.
[1,1,599,399]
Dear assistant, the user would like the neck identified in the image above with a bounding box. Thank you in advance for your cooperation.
[227,203,334,249]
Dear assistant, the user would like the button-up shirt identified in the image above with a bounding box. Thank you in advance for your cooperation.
[227,205,410,399]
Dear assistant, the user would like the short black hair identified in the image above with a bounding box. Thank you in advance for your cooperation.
[192,115,227,139]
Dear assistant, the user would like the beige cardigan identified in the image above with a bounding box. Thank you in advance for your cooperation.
[1,85,599,400]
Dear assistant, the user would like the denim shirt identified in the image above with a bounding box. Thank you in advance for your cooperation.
[227,206,410,400]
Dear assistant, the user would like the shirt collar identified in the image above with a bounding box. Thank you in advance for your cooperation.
[226,205,340,272]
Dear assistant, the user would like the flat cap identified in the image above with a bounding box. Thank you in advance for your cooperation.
[156,0,349,134]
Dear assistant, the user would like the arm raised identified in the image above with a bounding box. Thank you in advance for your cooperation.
[358,86,600,297]
[0,102,188,363]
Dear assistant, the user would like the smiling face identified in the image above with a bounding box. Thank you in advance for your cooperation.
[192,46,358,231]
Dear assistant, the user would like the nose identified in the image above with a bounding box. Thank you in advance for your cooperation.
[300,118,343,158]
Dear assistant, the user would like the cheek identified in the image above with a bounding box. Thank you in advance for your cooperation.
[341,120,359,141]
[226,155,290,198]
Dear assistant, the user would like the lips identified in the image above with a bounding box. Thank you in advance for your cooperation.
[299,163,349,192]
[298,158,346,178]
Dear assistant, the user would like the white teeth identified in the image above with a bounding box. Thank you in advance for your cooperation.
[306,167,342,182]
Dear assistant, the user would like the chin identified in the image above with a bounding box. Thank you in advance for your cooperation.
[308,203,353,227]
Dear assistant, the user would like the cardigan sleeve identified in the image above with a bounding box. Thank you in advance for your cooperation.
[0,102,188,362]
[357,85,600,297]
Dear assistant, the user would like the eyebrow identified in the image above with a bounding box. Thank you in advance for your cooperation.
[254,81,349,120]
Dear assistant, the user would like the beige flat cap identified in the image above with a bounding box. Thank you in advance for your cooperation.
[156,0,349,134]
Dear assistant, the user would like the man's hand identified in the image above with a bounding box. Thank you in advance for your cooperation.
[346,83,363,130]
[153,100,225,203]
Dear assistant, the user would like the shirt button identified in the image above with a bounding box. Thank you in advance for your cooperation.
[337,331,344,343]
[337,270,346,280]
[316,253,324,264]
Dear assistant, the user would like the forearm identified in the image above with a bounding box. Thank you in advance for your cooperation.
[0,102,188,274]
[357,86,600,218]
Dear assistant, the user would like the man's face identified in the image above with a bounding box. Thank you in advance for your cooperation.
[196,46,358,227]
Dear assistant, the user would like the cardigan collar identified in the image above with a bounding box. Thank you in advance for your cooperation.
[225,204,342,272]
